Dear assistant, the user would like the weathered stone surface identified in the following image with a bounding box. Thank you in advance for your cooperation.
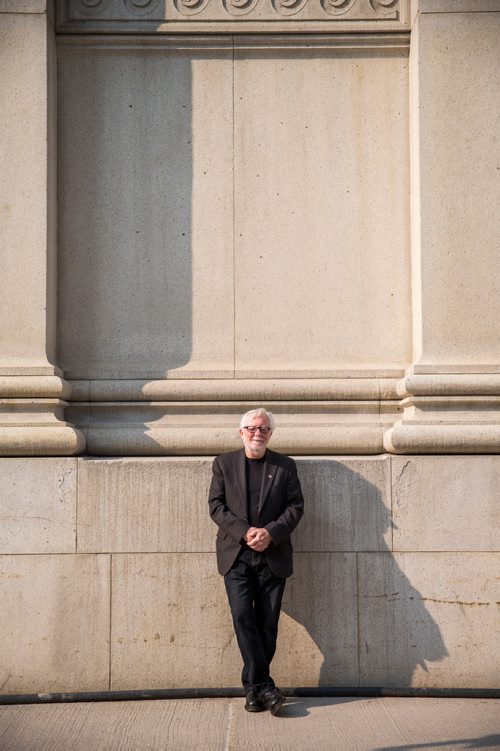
[410,9,500,369]
[0,1,48,13]
[274,553,359,686]
[0,424,85,457]
[68,405,386,456]
[392,456,500,551]
[419,0,499,12]
[110,552,359,690]
[233,44,411,378]
[77,458,391,553]
[57,40,234,380]
[358,552,500,688]
[0,458,76,554]
[0,11,56,372]
[384,422,500,455]
[294,458,392,552]
[0,8,84,457]
[0,554,110,694]
[68,377,399,402]
[55,0,411,34]
[110,553,239,689]
[0,376,71,399]
[77,458,214,553]
[1,0,500,698]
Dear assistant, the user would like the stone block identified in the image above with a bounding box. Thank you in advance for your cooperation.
[358,552,500,688]
[274,553,359,687]
[412,10,500,367]
[0,10,57,370]
[0,554,110,694]
[294,458,392,552]
[0,458,76,554]
[78,458,392,555]
[392,456,500,551]
[111,552,358,690]
[0,1,47,12]
[57,40,234,379]
[419,0,500,12]
[233,44,411,378]
[77,458,214,553]
[110,553,240,689]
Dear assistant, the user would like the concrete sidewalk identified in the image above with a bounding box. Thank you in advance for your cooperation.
[1,697,499,751]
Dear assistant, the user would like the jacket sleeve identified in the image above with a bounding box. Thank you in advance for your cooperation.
[208,456,250,543]
[265,458,304,544]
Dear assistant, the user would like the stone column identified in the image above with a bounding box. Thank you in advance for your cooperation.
[385,0,500,453]
[0,1,84,455]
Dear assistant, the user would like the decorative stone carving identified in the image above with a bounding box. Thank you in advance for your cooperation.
[124,0,162,14]
[59,0,409,32]
[174,0,211,15]
[272,0,308,18]
[320,0,357,16]
[223,0,260,16]
[370,0,400,12]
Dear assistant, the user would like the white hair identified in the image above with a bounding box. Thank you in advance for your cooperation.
[239,408,275,431]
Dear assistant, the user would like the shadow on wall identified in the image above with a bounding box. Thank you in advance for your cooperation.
[57,45,193,378]
[277,461,448,688]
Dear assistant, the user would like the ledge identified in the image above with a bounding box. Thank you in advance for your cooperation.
[0,426,85,456]
[384,424,500,454]
[68,378,400,401]
[66,399,395,455]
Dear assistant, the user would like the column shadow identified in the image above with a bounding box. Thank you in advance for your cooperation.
[57,42,193,380]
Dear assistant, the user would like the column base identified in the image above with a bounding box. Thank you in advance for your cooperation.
[0,377,86,456]
[384,423,500,454]
[65,377,403,455]
[0,426,85,457]
[383,374,500,453]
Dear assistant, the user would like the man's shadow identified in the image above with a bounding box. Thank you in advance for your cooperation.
[275,460,448,689]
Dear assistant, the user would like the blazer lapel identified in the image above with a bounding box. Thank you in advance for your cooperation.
[259,452,278,515]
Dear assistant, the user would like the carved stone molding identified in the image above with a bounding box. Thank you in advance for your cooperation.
[57,0,410,33]
[56,33,409,51]
[0,376,86,456]
[66,400,397,455]
[0,383,86,456]
[61,377,400,455]
[383,373,500,454]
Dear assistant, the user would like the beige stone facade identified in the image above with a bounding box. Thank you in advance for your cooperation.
[1,455,498,694]
[0,0,498,693]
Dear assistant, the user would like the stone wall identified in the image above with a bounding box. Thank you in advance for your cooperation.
[0,456,498,693]
[0,0,499,694]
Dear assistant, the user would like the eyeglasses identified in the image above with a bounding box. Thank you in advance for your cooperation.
[243,426,272,434]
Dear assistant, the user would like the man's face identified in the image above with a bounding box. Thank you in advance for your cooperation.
[239,415,273,459]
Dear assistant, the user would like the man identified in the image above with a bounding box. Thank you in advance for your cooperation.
[208,408,304,715]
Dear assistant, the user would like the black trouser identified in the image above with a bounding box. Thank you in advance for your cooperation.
[224,548,286,696]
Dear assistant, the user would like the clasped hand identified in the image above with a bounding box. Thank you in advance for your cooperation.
[245,527,271,552]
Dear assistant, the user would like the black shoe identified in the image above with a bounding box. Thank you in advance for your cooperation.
[244,691,265,713]
[261,688,285,716]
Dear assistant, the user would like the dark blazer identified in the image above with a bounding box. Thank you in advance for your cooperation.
[208,448,304,578]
